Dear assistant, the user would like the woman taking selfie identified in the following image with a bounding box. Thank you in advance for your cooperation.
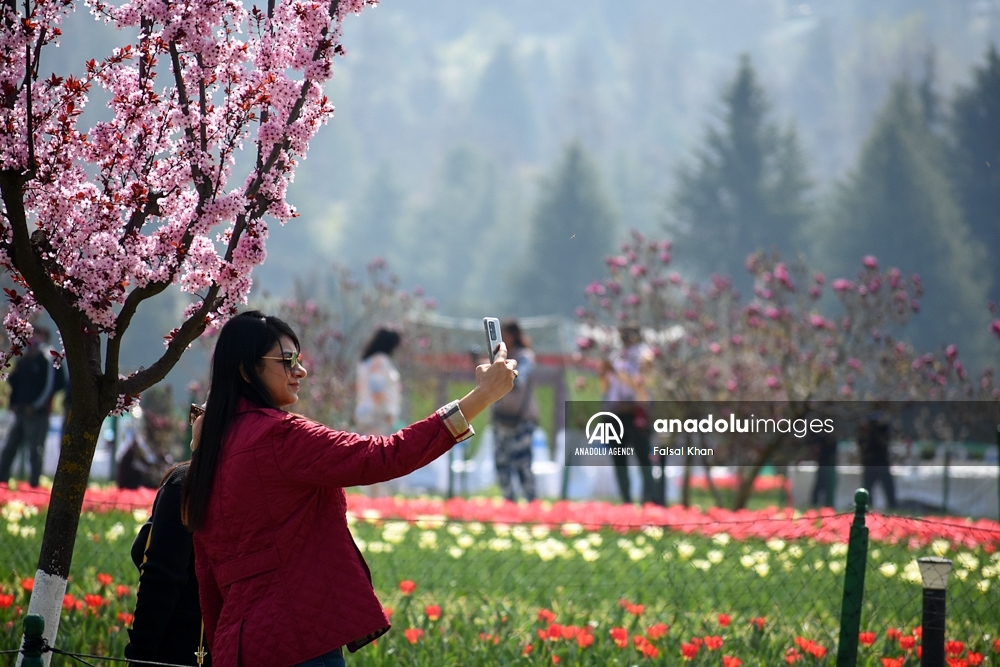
[181,310,516,667]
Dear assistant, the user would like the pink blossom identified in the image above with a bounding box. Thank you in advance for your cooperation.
[839,385,853,397]
[813,272,825,285]
[669,272,682,286]
[630,264,646,278]
[574,307,587,318]
[888,268,901,289]
[764,306,781,320]
[706,367,720,380]
[625,294,641,306]
[766,376,780,389]
[726,379,738,392]
[606,280,621,294]
[808,314,827,329]
[809,286,821,299]
[991,320,1000,338]
[831,279,853,292]
[911,299,920,313]
[945,344,958,361]
[862,255,878,269]
[709,342,722,355]
[660,252,672,263]
[730,335,743,346]
[585,281,605,296]
[773,263,794,290]
[576,337,593,350]
[848,358,861,370]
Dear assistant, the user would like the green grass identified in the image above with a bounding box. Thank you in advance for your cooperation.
[2,505,998,666]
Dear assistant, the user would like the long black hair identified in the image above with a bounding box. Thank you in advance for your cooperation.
[182,311,300,530]
[361,327,401,361]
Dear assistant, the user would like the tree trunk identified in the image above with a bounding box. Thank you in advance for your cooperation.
[732,435,786,510]
[18,380,105,666]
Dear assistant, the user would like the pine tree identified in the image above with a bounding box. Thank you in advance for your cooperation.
[339,162,406,271]
[510,142,616,316]
[471,44,537,163]
[668,55,813,290]
[948,44,1000,305]
[396,146,503,306]
[824,79,991,362]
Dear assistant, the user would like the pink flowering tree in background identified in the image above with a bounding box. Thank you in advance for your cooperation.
[245,259,444,429]
[577,231,999,510]
[0,0,372,647]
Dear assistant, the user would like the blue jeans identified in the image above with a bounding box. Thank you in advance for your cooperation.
[294,648,346,667]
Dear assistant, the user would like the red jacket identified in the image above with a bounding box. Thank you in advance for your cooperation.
[193,400,471,667]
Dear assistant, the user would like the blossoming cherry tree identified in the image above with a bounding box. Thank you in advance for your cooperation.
[0,0,373,651]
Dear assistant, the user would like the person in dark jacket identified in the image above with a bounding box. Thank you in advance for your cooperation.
[0,327,65,488]
[124,409,208,666]
[860,413,896,510]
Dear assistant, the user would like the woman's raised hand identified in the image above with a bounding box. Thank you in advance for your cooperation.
[457,342,518,422]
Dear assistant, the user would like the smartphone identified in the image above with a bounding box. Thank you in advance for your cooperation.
[483,317,503,363]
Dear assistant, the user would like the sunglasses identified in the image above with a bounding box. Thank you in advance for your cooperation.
[261,353,304,371]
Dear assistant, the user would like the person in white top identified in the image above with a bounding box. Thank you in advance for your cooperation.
[600,324,655,504]
[355,327,403,436]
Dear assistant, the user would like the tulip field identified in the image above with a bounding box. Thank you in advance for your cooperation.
[2,485,999,666]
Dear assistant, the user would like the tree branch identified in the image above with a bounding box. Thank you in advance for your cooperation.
[0,171,79,343]
[22,0,35,172]
[118,285,221,396]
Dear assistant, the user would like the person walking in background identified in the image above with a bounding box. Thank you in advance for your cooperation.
[860,412,896,510]
[808,430,838,508]
[124,405,208,666]
[354,327,403,437]
[490,320,539,502]
[355,327,403,497]
[181,311,516,667]
[601,324,656,505]
[0,326,65,488]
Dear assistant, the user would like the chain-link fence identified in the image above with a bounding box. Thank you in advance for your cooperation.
[2,490,999,665]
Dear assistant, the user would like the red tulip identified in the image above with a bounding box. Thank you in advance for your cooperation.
[647,623,668,640]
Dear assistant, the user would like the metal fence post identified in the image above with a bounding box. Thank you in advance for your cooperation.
[21,614,45,667]
[836,488,870,667]
[918,557,953,667]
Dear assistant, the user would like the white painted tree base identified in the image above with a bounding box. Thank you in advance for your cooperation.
[16,570,66,667]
